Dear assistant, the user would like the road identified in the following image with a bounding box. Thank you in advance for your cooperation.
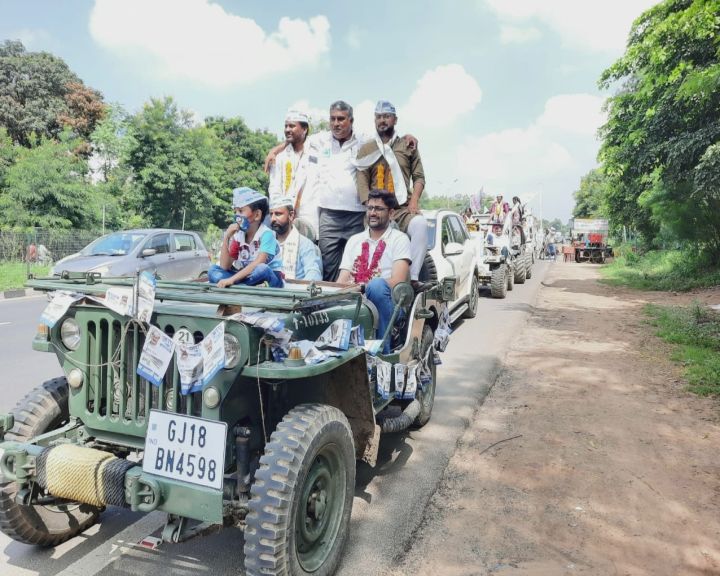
[0,262,550,576]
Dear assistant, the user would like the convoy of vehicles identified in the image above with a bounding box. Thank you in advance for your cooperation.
[0,205,581,575]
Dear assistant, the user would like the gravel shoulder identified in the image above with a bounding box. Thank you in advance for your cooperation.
[388,262,720,576]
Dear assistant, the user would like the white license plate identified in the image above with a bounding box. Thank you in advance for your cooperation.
[143,410,227,490]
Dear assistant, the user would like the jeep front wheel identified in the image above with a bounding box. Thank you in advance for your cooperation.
[0,378,101,546]
[244,404,355,576]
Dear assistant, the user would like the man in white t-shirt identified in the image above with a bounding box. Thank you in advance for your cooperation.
[337,189,411,353]
[268,110,319,240]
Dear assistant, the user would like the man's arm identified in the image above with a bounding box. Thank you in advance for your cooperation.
[299,241,323,281]
[336,269,353,284]
[388,259,411,288]
[356,163,372,205]
[263,142,287,174]
[407,149,426,214]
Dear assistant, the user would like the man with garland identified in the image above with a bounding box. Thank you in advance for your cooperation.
[208,187,284,288]
[267,110,319,240]
[337,189,411,353]
[355,100,428,291]
[269,197,323,282]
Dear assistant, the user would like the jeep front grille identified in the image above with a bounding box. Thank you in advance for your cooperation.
[82,318,202,428]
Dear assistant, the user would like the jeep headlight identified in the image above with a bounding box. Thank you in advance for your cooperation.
[60,318,81,351]
[224,333,240,369]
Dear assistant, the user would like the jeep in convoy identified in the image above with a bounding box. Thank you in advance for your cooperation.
[0,274,453,575]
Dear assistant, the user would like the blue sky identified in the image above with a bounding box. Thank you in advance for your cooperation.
[1,0,659,221]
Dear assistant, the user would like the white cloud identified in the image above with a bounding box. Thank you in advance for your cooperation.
[449,92,605,220]
[89,0,330,87]
[484,0,659,53]
[537,94,606,136]
[402,64,483,129]
[500,25,541,45]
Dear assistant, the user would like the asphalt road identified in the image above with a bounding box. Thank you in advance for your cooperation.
[0,262,551,576]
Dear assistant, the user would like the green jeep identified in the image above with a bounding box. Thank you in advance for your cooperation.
[0,275,453,575]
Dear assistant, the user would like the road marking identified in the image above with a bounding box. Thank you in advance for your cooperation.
[55,511,166,576]
[0,322,11,326]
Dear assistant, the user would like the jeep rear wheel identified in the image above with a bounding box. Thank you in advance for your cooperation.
[525,254,533,279]
[244,404,355,576]
[490,266,507,299]
[507,264,515,291]
[0,378,101,546]
[414,324,437,427]
[514,257,526,284]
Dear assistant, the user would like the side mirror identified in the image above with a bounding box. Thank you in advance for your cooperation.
[391,282,415,308]
[444,242,464,256]
[141,248,157,258]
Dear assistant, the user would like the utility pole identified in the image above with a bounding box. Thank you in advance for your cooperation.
[182,208,186,231]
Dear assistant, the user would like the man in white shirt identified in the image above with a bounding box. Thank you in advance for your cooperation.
[268,110,319,240]
[337,189,411,353]
[269,197,323,282]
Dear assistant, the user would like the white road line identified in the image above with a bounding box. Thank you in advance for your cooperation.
[0,322,11,326]
[55,511,166,576]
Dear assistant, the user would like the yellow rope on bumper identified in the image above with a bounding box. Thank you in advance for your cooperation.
[45,444,116,507]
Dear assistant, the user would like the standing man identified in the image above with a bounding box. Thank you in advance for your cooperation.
[268,110,319,240]
[489,193,510,223]
[355,100,428,290]
[269,197,323,281]
[337,189,411,354]
[306,101,367,281]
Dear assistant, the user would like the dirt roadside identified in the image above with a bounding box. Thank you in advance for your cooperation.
[388,262,720,576]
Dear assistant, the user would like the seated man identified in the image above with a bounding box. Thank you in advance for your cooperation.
[337,189,411,353]
[269,197,323,282]
[485,224,510,256]
[209,187,284,288]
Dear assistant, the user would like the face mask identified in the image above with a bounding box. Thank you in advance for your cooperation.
[234,214,250,232]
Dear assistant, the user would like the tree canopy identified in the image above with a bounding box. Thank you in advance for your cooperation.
[572,169,608,219]
[597,0,720,257]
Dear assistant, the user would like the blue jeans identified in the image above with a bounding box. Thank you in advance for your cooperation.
[366,277,398,354]
[208,263,284,288]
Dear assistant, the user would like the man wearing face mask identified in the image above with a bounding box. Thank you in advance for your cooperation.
[208,187,284,288]
[269,197,323,282]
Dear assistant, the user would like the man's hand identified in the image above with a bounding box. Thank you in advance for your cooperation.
[403,134,418,151]
[217,278,234,288]
[263,142,286,173]
[407,197,420,215]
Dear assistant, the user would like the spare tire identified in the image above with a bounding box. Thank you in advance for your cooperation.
[418,253,438,282]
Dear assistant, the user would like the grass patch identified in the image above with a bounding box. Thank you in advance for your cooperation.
[645,302,720,396]
[0,262,51,292]
[601,248,720,291]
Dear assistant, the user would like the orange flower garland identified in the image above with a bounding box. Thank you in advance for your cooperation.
[284,160,292,193]
[376,164,385,190]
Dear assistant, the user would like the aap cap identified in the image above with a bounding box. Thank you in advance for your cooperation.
[232,187,267,209]
[269,197,294,210]
[375,100,397,115]
[285,109,310,124]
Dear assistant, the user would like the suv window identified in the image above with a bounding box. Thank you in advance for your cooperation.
[441,217,455,246]
[147,233,171,254]
[448,216,468,243]
[174,234,196,252]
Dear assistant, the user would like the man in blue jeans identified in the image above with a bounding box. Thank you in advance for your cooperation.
[336,189,411,352]
[208,187,284,288]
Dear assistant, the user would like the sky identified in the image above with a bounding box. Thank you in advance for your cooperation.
[0,0,660,222]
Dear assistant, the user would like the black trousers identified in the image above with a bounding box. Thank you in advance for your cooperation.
[319,208,366,281]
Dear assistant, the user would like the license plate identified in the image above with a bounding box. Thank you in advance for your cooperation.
[143,410,227,490]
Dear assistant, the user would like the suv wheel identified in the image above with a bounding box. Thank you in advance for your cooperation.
[490,266,507,299]
[244,404,355,576]
[0,378,101,546]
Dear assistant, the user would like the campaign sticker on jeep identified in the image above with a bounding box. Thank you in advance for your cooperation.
[143,410,227,490]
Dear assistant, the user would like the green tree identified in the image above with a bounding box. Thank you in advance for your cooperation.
[0,40,105,147]
[0,132,94,228]
[127,98,224,231]
[599,0,720,257]
[572,168,608,218]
